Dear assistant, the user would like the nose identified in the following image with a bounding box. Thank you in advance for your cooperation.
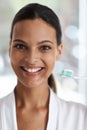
[24,49,39,64]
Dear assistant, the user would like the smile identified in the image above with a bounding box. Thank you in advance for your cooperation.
[21,67,43,73]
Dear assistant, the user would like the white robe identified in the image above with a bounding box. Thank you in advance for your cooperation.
[0,89,87,130]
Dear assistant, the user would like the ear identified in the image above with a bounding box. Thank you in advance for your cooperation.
[56,44,63,61]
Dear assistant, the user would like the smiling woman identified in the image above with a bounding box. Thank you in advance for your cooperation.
[10,18,61,91]
[0,3,87,130]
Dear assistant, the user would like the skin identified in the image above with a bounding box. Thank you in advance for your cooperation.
[9,19,63,130]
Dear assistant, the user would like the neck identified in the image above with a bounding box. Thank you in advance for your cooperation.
[14,83,50,109]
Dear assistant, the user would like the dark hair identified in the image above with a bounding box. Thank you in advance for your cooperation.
[10,3,62,93]
[10,3,62,44]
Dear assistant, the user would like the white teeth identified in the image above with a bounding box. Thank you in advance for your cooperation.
[24,68,41,73]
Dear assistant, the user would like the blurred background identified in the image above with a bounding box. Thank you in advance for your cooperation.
[0,0,87,105]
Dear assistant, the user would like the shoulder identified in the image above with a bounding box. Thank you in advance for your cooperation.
[0,92,14,126]
[0,92,14,110]
[59,96,87,113]
[50,89,87,115]
[49,89,87,129]
[0,92,17,130]
[0,91,15,122]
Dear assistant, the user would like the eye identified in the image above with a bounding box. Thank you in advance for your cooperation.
[40,45,51,51]
[14,44,27,50]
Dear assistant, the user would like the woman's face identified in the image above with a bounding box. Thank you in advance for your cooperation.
[9,19,62,88]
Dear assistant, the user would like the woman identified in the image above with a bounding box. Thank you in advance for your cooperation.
[0,3,87,130]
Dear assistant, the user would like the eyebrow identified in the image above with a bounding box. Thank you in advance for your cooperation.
[13,39,27,44]
[13,39,54,44]
[38,40,53,44]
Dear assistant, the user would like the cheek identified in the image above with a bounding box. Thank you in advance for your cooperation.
[10,54,22,77]
[44,54,56,69]
[10,54,18,64]
[10,53,21,70]
[10,51,23,63]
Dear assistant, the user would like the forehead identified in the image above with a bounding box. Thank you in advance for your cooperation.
[12,19,57,43]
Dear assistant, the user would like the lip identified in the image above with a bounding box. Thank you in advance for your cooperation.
[20,66,44,75]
